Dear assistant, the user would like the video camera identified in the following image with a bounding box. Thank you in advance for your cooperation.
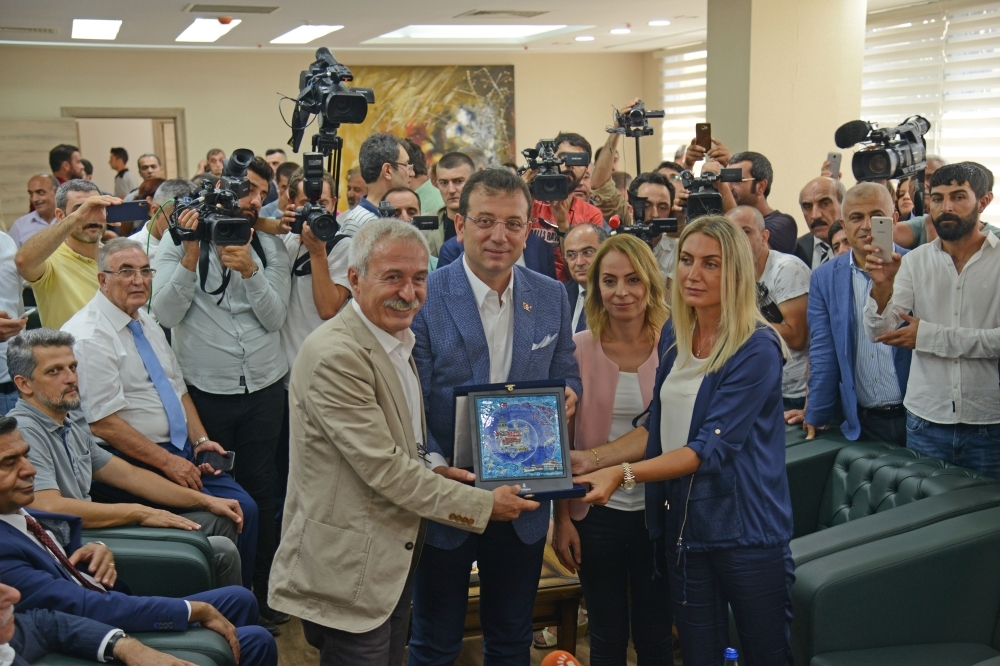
[289,152,340,242]
[168,149,254,247]
[377,200,440,231]
[615,100,665,139]
[519,140,589,202]
[610,190,679,245]
[681,168,743,218]
[289,48,374,154]
[834,116,930,181]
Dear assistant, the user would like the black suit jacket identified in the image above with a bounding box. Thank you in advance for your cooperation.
[563,280,588,332]
[11,608,117,665]
[795,233,815,268]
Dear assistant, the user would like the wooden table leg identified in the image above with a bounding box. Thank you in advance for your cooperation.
[557,599,580,655]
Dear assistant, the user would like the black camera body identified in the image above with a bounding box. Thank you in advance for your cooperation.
[620,190,678,245]
[835,116,930,181]
[168,149,254,247]
[520,140,590,202]
[290,48,375,153]
[681,168,743,218]
[615,100,665,139]
[377,200,440,231]
[290,152,339,242]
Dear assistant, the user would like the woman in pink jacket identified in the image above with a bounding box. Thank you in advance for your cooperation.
[553,233,673,666]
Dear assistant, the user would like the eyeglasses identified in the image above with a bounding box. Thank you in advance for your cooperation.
[391,161,414,174]
[564,247,597,261]
[464,215,528,233]
[103,268,156,279]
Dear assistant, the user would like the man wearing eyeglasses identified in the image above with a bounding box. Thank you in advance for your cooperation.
[563,223,608,333]
[408,168,582,665]
[60,238,258,593]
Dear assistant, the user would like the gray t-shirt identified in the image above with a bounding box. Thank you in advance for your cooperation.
[9,400,112,501]
[758,250,811,399]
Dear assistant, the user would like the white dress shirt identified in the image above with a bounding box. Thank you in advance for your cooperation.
[864,232,1000,424]
[812,238,832,270]
[571,287,586,332]
[62,291,188,441]
[654,235,678,282]
[462,255,514,384]
[0,232,21,384]
[0,643,14,666]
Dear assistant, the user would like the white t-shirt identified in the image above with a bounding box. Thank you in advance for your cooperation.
[659,355,706,458]
[758,250,810,399]
[654,235,678,283]
[605,372,646,512]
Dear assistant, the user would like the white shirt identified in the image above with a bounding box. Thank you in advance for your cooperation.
[463,256,515,384]
[62,291,188,442]
[130,222,161,261]
[812,238,832,270]
[864,232,1000,424]
[660,355,706,457]
[0,644,14,666]
[280,233,350,387]
[654,235,678,283]
[329,201,379,287]
[605,372,646,512]
[571,287,586,331]
[759,250,811,399]
[350,299,423,453]
[0,232,21,383]
[8,210,55,248]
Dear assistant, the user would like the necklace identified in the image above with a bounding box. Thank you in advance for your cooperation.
[694,323,717,358]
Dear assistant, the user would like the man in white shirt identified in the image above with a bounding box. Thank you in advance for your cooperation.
[562,223,607,333]
[9,176,59,248]
[866,162,1000,476]
[728,206,810,416]
[0,232,26,415]
[130,179,196,262]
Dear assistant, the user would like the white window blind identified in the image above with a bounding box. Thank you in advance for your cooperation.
[660,44,707,166]
[864,0,1000,223]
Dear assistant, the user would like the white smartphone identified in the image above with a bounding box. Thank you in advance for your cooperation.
[870,216,895,262]
[827,151,842,180]
[20,307,37,319]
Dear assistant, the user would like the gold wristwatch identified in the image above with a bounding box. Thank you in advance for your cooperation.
[621,462,636,490]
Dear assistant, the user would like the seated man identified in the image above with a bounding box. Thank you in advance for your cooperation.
[62,238,258,591]
[5,330,245,588]
[0,416,276,666]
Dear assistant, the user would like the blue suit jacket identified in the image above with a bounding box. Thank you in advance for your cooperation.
[11,608,118,666]
[0,510,190,633]
[805,249,911,439]
[411,261,582,547]
[437,234,557,280]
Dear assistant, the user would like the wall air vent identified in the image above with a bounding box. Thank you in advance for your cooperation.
[184,4,280,14]
[0,26,59,34]
[453,10,549,19]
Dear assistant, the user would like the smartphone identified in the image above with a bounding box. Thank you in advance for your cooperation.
[105,200,150,223]
[827,151,843,180]
[870,216,895,261]
[20,307,37,319]
[696,123,712,151]
[196,450,236,473]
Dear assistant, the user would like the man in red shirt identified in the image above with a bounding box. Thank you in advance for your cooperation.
[529,133,604,280]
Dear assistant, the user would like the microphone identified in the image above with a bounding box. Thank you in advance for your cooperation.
[540,650,584,666]
[608,215,621,230]
[834,120,874,149]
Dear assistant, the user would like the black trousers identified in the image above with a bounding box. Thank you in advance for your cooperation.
[858,405,907,447]
[188,380,284,599]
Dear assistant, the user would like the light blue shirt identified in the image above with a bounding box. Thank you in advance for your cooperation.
[259,200,281,220]
[8,210,54,248]
[850,252,902,408]
[0,232,21,384]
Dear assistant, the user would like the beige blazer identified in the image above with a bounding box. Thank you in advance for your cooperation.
[268,305,494,632]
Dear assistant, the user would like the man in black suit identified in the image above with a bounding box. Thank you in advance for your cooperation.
[795,176,845,269]
[562,223,608,333]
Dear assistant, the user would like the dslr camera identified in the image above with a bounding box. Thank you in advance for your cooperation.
[616,190,678,245]
[377,200,440,231]
[290,152,340,242]
[168,149,254,247]
[289,47,375,153]
[834,115,930,181]
[519,140,589,202]
[681,168,743,218]
[615,100,665,138]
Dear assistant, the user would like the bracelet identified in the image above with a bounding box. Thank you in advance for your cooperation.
[193,436,210,447]
[592,448,600,469]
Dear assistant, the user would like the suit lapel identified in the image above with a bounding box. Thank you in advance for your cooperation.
[509,267,537,382]
[836,257,858,378]
[442,262,492,383]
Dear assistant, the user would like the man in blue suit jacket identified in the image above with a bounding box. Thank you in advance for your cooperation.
[805,183,911,445]
[0,416,277,666]
[409,169,582,665]
[437,230,558,280]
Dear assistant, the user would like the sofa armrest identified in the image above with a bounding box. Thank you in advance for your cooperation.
[82,528,214,597]
[130,628,235,666]
[791,507,1000,665]
[786,439,850,538]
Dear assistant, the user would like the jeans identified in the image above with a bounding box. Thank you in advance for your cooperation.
[858,407,907,447]
[782,397,805,411]
[905,411,1000,478]
[574,506,673,666]
[188,381,284,600]
[668,545,794,666]
[408,521,545,666]
[0,388,18,416]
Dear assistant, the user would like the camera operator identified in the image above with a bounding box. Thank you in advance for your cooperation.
[259,162,300,221]
[151,156,291,625]
[626,172,677,287]
[131,179,197,262]
[424,152,475,256]
[656,161,689,222]
[795,177,846,269]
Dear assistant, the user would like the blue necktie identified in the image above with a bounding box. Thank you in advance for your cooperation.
[126,320,188,451]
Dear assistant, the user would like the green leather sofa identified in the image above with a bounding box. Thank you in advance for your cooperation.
[32,629,234,666]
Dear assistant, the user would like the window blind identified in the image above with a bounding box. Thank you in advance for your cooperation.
[659,43,707,167]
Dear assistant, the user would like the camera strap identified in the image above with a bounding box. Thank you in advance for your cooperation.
[197,233,271,304]
[291,235,346,277]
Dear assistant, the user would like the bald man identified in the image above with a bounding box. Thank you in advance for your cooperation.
[795,177,846,269]
[9,176,59,248]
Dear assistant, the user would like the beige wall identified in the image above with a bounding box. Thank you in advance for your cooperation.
[0,45,661,199]
[76,118,155,194]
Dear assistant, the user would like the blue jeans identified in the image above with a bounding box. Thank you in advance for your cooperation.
[185,586,277,666]
[668,545,794,666]
[0,389,18,416]
[905,411,1000,478]
[408,521,545,666]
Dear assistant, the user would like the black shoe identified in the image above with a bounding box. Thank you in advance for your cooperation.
[259,601,291,625]
[258,615,281,637]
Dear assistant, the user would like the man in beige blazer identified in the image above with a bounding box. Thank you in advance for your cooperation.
[268,218,537,665]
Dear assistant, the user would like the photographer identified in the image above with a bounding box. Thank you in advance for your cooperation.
[626,172,677,286]
[151,156,291,626]
[131,179,197,261]
[259,161,300,220]
[381,187,440,272]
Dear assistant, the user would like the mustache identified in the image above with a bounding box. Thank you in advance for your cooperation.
[934,213,963,223]
[384,297,422,312]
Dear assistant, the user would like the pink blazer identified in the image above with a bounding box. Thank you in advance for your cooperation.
[570,329,660,520]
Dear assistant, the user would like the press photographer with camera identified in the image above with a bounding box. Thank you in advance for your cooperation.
[151,155,291,625]
[378,187,440,271]
[622,172,679,286]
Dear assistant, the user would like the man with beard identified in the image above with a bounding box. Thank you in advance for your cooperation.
[48,145,86,185]
[865,162,1000,474]
[15,181,119,329]
[152,157,291,630]
[795,177,846,269]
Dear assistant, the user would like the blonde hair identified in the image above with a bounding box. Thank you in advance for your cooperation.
[670,215,785,374]
[585,234,669,345]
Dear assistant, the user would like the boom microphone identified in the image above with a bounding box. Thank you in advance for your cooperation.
[540,650,583,666]
[835,120,875,149]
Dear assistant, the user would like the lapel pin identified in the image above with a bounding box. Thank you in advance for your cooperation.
[523,302,531,312]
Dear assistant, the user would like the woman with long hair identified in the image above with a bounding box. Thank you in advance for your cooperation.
[575,215,794,665]
[553,234,673,666]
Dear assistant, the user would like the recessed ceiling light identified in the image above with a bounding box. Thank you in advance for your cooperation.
[648,20,671,27]
[610,27,631,35]
[71,19,122,40]
[270,24,343,44]
[575,35,595,42]
[176,17,241,43]
[379,24,567,39]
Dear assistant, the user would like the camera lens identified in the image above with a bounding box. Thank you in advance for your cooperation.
[868,153,889,176]
[309,212,340,242]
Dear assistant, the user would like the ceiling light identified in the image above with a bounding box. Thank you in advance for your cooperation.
[575,35,595,42]
[71,19,122,40]
[270,24,343,44]
[610,27,631,35]
[648,20,671,27]
[379,24,567,39]
[176,17,241,42]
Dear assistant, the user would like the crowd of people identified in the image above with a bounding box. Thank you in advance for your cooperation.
[0,100,997,666]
